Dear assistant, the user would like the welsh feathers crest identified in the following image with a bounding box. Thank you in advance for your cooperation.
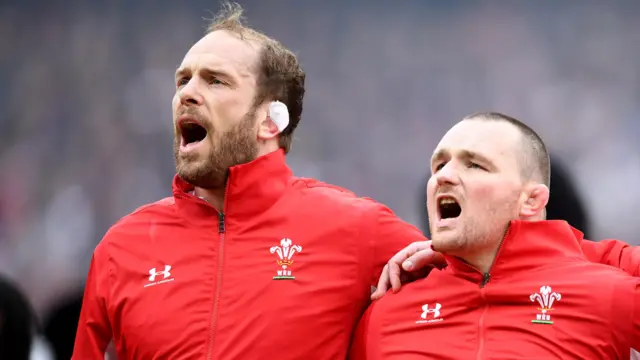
[530,285,561,324]
[270,238,302,280]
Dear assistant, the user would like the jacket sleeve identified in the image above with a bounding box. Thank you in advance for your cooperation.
[348,304,374,360]
[369,202,427,286]
[611,276,640,354]
[72,241,113,359]
[580,239,640,277]
[632,280,640,352]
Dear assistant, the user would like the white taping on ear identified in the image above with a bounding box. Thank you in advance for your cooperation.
[269,101,289,132]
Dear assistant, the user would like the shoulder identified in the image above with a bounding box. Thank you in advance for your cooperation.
[380,270,453,303]
[540,261,635,312]
[289,177,423,240]
[291,177,388,214]
[564,260,632,281]
[99,196,177,248]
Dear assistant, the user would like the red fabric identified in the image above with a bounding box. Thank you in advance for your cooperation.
[349,220,640,359]
[72,149,423,360]
[580,236,640,277]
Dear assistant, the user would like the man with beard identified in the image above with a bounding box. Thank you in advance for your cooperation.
[73,3,640,359]
[350,113,639,359]
[72,3,427,359]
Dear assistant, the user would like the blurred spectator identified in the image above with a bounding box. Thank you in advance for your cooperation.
[0,276,39,359]
[42,290,84,360]
[547,156,591,238]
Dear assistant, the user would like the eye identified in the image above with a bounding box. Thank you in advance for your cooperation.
[467,161,486,171]
[209,77,225,86]
[433,162,445,172]
[176,77,189,87]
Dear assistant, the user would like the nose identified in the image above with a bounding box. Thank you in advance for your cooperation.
[178,79,204,106]
[434,162,460,186]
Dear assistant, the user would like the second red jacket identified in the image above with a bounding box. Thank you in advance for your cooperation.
[350,220,640,359]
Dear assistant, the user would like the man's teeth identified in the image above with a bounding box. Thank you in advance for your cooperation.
[439,198,456,205]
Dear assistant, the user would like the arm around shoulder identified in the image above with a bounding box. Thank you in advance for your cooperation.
[369,203,426,286]
[72,239,113,359]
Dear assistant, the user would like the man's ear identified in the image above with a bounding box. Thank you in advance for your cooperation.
[257,101,289,141]
[519,183,549,219]
[257,112,280,140]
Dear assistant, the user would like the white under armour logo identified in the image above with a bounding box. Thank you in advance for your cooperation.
[149,265,171,282]
[421,303,442,319]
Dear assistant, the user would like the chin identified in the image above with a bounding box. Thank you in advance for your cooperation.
[430,231,462,254]
[175,158,218,187]
[178,168,225,189]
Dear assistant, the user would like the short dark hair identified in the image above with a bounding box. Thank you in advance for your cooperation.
[206,2,305,153]
[463,112,551,188]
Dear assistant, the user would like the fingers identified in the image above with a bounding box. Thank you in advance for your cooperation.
[371,265,390,300]
[402,248,434,272]
[371,241,436,301]
[388,260,403,293]
[390,241,430,268]
[406,265,434,282]
[402,244,446,272]
[396,241,433,271]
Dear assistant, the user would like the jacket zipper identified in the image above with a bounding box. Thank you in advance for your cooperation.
[206,211,226,360]
[476,273,490,360]
[475,226,508,360]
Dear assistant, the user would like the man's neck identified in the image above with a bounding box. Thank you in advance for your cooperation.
[190,147,282,212]
[457,226,511,274]
[459,247,500,274]
[194,186,226,212]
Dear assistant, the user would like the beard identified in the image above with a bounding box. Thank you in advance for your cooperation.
[173,110,259,189]
[428,196,519,258]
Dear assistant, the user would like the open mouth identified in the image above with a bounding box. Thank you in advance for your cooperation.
[180,121,207,147]
[438,196,462,220]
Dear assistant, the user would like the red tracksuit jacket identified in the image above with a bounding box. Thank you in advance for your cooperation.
[349,220,640,360]
[72,150,425,359]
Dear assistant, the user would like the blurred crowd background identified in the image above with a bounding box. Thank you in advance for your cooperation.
[1,0,639,358]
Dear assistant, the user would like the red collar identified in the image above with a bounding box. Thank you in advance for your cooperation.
[444,220,587,284]
[172,149,293,226]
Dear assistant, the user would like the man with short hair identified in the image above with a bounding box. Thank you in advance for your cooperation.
[350,113,640,359]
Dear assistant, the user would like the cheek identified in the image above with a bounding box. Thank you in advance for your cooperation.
[425,178,437,205]
[471,182,520,212]
[171,95,180,112]
[209,97,246,129]
[469,183,508,208]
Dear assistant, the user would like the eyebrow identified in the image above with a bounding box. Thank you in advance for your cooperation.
[174,67,233,82]
[431,149,495,168]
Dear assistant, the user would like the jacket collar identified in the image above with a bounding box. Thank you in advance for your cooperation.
[172,149,293,226]
[444,220,587,284]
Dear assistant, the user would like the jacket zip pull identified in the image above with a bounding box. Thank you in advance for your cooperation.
[218,212,226,234]
[480,273,490,288]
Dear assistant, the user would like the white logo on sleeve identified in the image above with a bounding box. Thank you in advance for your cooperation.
[416,303,444,324]
[144,265,174,288]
